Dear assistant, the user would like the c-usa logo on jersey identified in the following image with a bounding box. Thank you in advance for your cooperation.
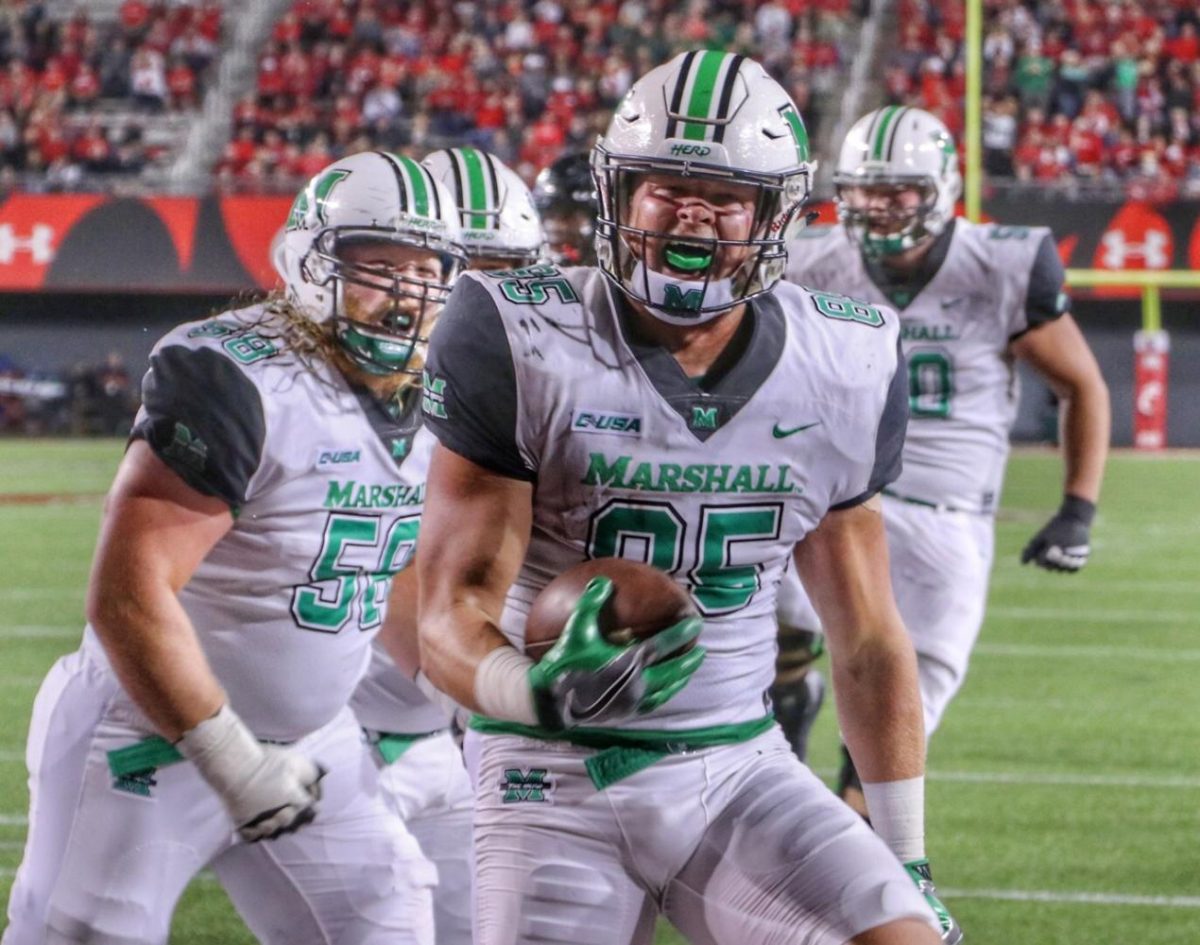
[571,408,643,438]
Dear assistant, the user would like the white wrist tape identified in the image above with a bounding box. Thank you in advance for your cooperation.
[176,704,263,795]
[473,645,537,726]
[862,776,926,863]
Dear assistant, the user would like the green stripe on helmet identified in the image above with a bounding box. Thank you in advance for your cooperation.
[395,154,430,217]
[885,107,910,161]
[781,106,810,163]
[871,106,900,161]
[459,147,491,230]
[681,50,727,141]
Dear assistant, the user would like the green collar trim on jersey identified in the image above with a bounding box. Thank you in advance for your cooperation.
[863,218,957,311]
[469,714,775,790]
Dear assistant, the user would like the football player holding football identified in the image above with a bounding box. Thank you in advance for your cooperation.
[416,53,950,945]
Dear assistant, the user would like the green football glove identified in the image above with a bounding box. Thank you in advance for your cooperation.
[528,576,705,730]
[904,858,963,944]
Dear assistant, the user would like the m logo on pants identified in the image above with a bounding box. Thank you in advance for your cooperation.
[500,768,552,803]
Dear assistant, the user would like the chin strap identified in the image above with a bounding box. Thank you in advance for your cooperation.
[629,261,736,325]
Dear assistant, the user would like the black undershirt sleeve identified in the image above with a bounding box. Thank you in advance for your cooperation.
[1023,231,1070,329]
[130,345,266,508]
[831,336,909,510]
[421,276,534,481]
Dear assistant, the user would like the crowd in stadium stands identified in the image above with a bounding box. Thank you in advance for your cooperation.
[886,0,1200,195]
[216,0,858,189]
[8,0,1200,197]
[0,1,222,192]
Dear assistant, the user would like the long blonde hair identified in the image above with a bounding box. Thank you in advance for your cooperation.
[249,292,422,400]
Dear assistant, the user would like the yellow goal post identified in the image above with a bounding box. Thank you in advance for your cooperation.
[1064,270,1200,332]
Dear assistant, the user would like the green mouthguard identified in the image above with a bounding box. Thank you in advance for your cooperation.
[664,245,713,272]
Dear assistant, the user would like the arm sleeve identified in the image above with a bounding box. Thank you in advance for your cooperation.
[1019,231,1069,335]
[421,276,534,481]
[129,345,267,508]
[831,337,909,510]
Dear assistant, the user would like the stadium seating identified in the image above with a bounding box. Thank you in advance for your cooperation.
[886,0,1200,194]
[215,0,860,189]
[0,0,223,193]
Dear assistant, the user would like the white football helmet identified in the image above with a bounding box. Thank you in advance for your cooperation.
[834,106,962,257]
[274,150,467,376]
[593,50,814,324]
[422,147,545,268]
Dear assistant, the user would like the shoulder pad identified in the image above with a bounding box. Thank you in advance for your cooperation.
[470,263,584,310]
[799,285,890,329]
[158,306,289,371]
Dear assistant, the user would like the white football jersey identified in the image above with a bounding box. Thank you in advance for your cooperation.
[787,219,1067,513]
[422,266,907,731]
[83,303,433,742]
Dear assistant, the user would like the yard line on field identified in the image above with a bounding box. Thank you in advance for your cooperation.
[0,750,25,763]
[974,642,1200,661]
[941,888,1200,908]
[812,768,1200,790]
[0,588,82,601]
[987,606,1195,625]
[988,576,1200,594]
[0,676,43,687]
[0,840,24,851]
[0,815,27,827]
[0,626,80,640]
[927,769,1200,789]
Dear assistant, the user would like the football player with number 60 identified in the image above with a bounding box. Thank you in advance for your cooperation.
[775,108,1110,861]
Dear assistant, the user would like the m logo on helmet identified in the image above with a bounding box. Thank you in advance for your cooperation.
[286,168,350,230]
[777,104,810,164]
[933,132,956,175]
[663,283,704,312]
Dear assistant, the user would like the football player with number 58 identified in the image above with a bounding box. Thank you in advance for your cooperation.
[4,151,464,945]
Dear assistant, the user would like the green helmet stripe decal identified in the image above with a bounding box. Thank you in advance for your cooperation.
[885,107,910,162]
[780,105,810,163]
[459,147,492,230]
[711,54,744,143]
[871,106,900,161]
[394,154,431,217]
[681,50,727,141]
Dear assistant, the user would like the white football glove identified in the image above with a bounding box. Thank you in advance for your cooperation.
[176,704,326,842]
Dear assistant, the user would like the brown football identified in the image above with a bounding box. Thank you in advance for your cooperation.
[523,557,699,662]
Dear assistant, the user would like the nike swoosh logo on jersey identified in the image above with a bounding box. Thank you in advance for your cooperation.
[940,296,966,309]
[772,421,822,438]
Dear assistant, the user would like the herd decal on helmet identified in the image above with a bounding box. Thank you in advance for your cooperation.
[422,147,545,268]
[273,151,467,376]
[834,106,963,257]
[592,50,814,325]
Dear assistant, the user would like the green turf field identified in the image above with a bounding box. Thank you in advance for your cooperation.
[0,439,1196,944]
